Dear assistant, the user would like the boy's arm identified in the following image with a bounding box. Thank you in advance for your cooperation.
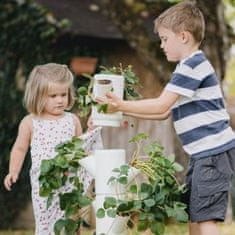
[98,89,180,115]
[124,109,171,120]
[4,116,31,191]
[72,114,83,136]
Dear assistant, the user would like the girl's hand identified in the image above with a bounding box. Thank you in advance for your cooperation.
[87,115,95,131]
[96,92,121,113]
[4,173,18,191]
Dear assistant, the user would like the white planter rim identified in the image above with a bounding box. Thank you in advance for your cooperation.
[93,119,121,127]
[94,74,124,80]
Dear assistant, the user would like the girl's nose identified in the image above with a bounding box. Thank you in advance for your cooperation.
[56,96,63,102]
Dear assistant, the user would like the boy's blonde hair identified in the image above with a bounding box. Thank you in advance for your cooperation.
[24,63,75,115]
[154,1,205,44]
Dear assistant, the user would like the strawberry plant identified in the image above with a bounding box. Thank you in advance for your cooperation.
[76,64,142,117]
[97,133,188,235]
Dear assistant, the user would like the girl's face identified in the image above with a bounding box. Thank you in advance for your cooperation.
[43,82,69,117]
[158,26,185,62]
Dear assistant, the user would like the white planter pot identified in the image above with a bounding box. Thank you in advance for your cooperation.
[92,74,124,127]
[93,196,128,235]
[79,155,96,178]
[83,149,128,235]
[111,216,129,234]
[95,149,126,194]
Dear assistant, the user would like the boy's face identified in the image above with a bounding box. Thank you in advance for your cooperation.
[158,26,185,62]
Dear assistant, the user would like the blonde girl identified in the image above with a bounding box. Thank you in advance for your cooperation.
[4,63,83,234]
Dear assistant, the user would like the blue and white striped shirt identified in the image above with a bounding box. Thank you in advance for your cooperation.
[166,50,235,158]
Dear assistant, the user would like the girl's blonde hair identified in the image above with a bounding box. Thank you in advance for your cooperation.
[154,1,205,44]
[24,63,75,115]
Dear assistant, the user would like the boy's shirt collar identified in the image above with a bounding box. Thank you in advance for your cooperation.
[179,50,203,65]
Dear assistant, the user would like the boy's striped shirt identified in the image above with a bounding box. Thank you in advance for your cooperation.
[166,50,235,158]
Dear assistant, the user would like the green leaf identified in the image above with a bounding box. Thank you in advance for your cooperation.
[155,192,165,204]
[117,202,133,212]
[139,192,149,200]
[140,183,153,195]
[55,155,69,168]
[129,184,137,193]
[107,208,117,218]
[78,86,88,96]
[39,185,51,197]
[165,205,175,218]
[54,219,66,235]
[64,219,78,235]
[78,196,91,207]
[103,197,117,209]
[65,206,78,218]
[173,162,184,172]
[59,192,75,210]
[166,176,174,184]
[168,154,175,162]
[172,202,188,222]
[148,213,155,222]
[150,221,165,235]
[144,199,155,207]
[96,208,105,218]
[137,220,148,231]
[50,177,62,189]
[133,200,142,209]
[175,209,188,222]
[152,207,165,221]
[112,168,120,173]
[40,159,53,175]
[107,176,116,185]
[118,176,128,185]
[120,164,130,175]
[139,212,147,221]
[97,104,108,113]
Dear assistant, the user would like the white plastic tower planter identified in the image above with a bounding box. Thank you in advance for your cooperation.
[79,149,140,235]
[91,74,124,127]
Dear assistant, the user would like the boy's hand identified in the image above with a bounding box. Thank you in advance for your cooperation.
[4,173,18,191]
[96,92,122,113]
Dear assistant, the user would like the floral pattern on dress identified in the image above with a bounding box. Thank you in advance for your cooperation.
[30,112,103,235]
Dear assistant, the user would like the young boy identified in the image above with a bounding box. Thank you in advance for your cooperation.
[97,1,235,235]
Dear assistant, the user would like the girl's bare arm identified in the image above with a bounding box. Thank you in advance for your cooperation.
[73,114,83,136]
[4,115,32,190]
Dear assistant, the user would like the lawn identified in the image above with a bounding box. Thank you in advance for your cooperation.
[0,222,235,235]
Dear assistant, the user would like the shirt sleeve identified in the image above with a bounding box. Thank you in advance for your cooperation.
[165,64,202,98]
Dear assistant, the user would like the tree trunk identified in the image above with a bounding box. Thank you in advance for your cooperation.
[195,0,231,81]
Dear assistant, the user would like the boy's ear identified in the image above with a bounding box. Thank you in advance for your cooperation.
[180,31,190,44]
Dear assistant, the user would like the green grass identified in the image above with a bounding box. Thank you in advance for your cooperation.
[0,222,234,235]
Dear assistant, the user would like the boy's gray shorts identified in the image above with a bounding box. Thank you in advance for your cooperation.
[183,148,235,223]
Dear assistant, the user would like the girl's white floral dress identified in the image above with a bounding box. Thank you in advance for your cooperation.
[30,112,102,235]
